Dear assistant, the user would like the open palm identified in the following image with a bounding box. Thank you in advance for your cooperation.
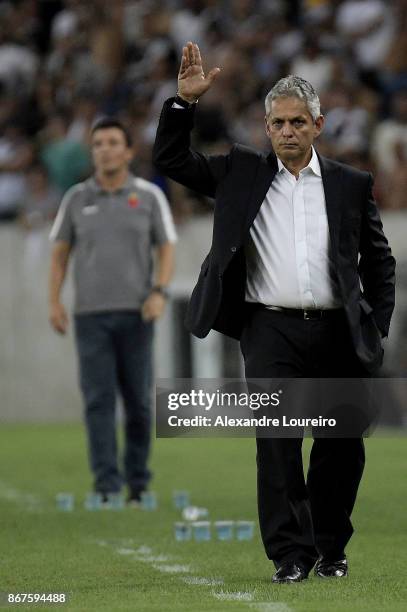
[177,41,220,102]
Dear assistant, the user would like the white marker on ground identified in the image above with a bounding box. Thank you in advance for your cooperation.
[0,480,42,512]
[134,545,152,555]
[250,603,294,612]
[213,590,254,601]
[116,547,136,556]
[97,539,295,612]
[136,554,171,563]
[5,490,295,612]
[182,577,224,586]
[152,564,192,574]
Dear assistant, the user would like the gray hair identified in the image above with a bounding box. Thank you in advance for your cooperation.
[265,75,321,122]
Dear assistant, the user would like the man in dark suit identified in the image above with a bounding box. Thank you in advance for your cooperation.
[153,42,396,583]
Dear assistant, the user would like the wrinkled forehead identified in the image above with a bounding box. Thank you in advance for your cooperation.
[268,96,312,120]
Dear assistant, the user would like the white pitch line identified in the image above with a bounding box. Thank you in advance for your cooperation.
[97,540,294,612]
[3,490,293,612]
[0,480,43,512]
[182,577,224,586]
[135,554,172,563]
[213,590,254,602]
[100,541,194,577]
[117,544,171,563]
[111,543,198,583]
[116,547,136,556]
[134,545,152,555]
[250,603,294,612]
[116,548,171,563]
[152,564,192,574]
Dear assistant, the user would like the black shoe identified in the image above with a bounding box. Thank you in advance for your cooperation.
[315,556,348,578]
[272,562,308,583]
[126,489,143,508]
[94,492,115,509]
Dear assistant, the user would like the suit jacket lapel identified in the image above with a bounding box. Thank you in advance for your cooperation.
[318,154,343,262]
[242,152,278,237]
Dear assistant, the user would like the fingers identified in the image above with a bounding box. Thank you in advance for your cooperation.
[179,46,188,75]
[141,310,152,322]
[194,43,203,67]
[187,41,195,66]
[142,294,165,321]
[179,42,198,76]
[206,67,221,83]
[57,316,67,334]
[51,318,67,334]
[184,41,202,67]
[141,305,156,322]
[58,324,67,335]
[50,306,68,334]
[141,300,153,322]
[178,41,220,96]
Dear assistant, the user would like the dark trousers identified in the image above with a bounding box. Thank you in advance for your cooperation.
[74,311,153,494]
[240,307,368,571]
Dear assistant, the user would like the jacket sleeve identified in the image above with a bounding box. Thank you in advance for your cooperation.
[358,173,396,337]
[152,97,232,199]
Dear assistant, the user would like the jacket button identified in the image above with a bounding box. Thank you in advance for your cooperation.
[230,246,237,253]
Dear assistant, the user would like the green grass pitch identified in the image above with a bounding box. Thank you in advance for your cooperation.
[0,425,406,611]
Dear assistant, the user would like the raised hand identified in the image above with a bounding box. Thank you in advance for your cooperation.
[177,41,221,103]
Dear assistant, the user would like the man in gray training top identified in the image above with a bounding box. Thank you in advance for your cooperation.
[49,117,176,504]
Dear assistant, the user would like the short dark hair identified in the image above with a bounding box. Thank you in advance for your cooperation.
[90,117,132,147]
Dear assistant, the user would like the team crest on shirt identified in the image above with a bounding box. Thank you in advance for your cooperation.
[82,205,99,215]
[128,192,140,208]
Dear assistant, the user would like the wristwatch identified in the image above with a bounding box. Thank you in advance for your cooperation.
[151,285,170,299]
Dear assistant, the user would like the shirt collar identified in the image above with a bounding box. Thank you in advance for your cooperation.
[277,146,321,177]
[88,173,135,194]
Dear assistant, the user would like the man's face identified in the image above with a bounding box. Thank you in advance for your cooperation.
[91,127,133,174]
[265,96,324,163]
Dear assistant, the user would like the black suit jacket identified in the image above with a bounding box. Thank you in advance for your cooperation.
[153,98,396,373]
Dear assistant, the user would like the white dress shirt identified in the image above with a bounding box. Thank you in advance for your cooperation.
[245,146,342,309]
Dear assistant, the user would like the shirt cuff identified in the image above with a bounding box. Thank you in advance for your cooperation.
[171,95,198,110]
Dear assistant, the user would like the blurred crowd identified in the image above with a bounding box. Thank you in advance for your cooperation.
[1,0,406,226]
